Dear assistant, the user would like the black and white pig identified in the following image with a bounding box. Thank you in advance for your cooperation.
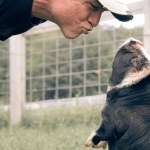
[85,38,150,150]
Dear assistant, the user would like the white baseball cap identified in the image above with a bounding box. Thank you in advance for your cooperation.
[98,0,133,22]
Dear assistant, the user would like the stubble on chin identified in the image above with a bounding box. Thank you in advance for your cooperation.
[61,29,81,39]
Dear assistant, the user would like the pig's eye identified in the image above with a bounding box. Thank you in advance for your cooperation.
[130,57,138,63]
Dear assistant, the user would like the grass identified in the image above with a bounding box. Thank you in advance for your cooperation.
[0,104,105,150]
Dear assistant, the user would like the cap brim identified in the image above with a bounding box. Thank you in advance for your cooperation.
[98,0,133,22]
[111,12,133,22]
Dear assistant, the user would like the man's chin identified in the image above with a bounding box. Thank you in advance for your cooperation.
[62,31,80,39]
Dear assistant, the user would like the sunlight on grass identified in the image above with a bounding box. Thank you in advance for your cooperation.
[0,104,105,150]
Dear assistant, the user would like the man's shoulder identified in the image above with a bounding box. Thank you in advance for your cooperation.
[0,0,46,41]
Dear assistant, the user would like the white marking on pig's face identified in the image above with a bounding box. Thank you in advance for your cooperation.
[107,38,150,91]
[107,66,150,91]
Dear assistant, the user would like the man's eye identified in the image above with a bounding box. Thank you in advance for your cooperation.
[90,3,99,11]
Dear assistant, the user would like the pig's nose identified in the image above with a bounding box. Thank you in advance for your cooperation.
[130,38,143,47]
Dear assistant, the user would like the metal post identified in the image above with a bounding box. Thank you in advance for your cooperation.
[9,35,26,125]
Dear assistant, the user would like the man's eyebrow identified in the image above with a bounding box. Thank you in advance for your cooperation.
[96,1,108,11]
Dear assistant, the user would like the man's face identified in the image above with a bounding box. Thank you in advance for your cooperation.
[51,0,105,39]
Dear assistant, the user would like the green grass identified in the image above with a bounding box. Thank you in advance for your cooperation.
[0,104,105,150]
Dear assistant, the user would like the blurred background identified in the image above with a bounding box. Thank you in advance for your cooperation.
[0,0,149,149]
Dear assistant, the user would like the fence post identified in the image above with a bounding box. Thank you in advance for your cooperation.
[9,35,26,125]
[144,0,150,55]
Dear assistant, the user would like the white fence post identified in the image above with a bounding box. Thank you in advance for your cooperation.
[9,35,26,125]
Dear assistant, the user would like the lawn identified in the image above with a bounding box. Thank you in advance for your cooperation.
[0,104,105,150]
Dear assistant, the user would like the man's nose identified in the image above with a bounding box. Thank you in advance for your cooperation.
[88,12,103,27]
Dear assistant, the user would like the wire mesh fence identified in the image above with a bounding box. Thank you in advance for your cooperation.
[0,25,145,104]
[25,25,144,102]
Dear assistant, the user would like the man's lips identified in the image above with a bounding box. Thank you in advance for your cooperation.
[82,28,92,34]
[83,30,89,34]
[86,28,92,31]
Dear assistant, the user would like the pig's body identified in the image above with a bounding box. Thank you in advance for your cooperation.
[85,38,150,150]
